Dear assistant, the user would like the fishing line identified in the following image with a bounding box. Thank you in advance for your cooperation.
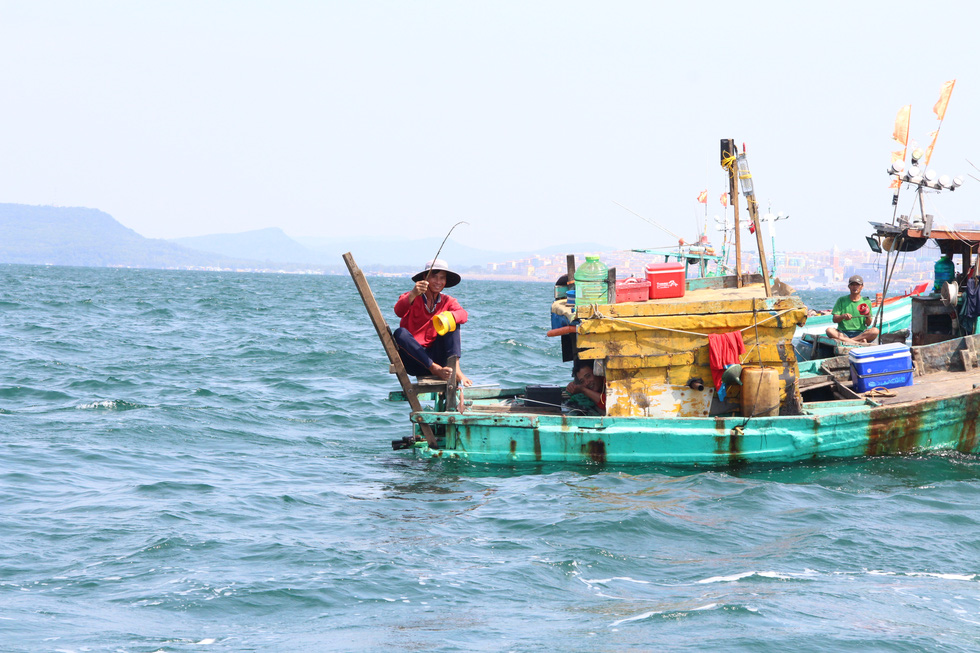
[424,221,469,282]
[613,201,682,241]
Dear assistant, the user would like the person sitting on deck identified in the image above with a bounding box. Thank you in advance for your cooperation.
[566,359,606,415]
[392,258,473,387]
[825,275,879,345]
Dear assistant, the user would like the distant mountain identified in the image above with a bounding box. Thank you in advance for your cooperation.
[172,228,327,265]
[0,202,615,273]
[0,203,285,270]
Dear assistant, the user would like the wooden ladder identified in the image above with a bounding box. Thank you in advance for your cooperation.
[343,252,456,447]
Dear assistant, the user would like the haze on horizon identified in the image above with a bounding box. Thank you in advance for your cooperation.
[0,0,976,256]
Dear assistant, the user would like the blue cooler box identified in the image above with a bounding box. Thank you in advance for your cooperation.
[848,343,914,393]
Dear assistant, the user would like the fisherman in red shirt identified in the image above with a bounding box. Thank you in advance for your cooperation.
[393,259,473,387]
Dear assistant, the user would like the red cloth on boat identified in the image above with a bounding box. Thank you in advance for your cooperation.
[708,331,745,392]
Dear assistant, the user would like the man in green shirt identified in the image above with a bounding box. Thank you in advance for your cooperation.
[826,275,879,344]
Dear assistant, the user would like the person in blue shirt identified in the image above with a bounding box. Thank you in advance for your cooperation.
[825,275,879,344]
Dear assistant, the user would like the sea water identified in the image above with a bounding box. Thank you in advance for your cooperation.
[1,264,978,652]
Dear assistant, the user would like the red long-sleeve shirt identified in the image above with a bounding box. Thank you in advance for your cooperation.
[394,292,468,349]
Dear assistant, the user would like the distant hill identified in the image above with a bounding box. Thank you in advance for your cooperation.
[172,228,327,265]
[0,204,278,270]
[0,202,614,273]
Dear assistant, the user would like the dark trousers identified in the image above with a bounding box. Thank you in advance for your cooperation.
[392,327,462,377]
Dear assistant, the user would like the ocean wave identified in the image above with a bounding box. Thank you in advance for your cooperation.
[134,481,217,495]
[609,602,741,627]
[74,399,147,411]
[0,385,72,401]
[696,570,807,584]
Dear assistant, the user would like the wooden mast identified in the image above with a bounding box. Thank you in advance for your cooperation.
[722,139,743,288]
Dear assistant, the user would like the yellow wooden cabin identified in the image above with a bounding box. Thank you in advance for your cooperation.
[574,282,808,418]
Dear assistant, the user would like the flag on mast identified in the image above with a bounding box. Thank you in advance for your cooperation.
[892,105,910,146]
[925,79,955,166]
[720,192,728,208]
[889,105,911,188]
[933,80,956,120]
[697,190,707,204]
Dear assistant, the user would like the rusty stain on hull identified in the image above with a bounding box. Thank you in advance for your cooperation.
[533,429,542,461]
[866,404,925,456]
[584,439,606,463]
[957,392,980,452]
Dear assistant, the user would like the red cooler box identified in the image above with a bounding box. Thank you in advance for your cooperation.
[615,277,651,302]
[645,263,685,299]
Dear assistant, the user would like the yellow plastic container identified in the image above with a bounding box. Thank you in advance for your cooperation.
[740,366,779,417]
[432,311,456,336]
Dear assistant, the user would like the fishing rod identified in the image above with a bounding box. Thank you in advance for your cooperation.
[613,201,682,241]
[424,221,469,281]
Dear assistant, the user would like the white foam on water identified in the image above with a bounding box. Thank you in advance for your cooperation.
[75,400,118,410]
[609,610,662,627]
[609,602,720,627]
[697,570,800,584]
[583,576,651,586]
[868,569,976,581]
[697,571,756,583]
[908,572,977,581]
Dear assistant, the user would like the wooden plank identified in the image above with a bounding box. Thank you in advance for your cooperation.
[343,252,438,447]
[577,325,798,360]
[575,294,804,319]
[389,386,524,402]
[578,309,807,334]
[604,343,798,387]
[604,351,699,369]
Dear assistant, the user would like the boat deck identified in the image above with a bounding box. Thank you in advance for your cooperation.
[861,368,980,406]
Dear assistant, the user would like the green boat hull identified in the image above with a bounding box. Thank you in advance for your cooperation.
[410,388,980,466]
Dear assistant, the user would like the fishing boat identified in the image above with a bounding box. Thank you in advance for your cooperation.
[382,274,980,466]
[346,131,980,467]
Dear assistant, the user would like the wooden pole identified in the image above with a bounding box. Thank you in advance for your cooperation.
[746,196,773,297]
[728,159,743,288]
[342,252,438,447]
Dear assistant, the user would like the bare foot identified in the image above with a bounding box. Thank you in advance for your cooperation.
[457,370,473,387]
[429,363,453,381]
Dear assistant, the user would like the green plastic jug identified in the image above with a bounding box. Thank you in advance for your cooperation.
[574,256,609,305]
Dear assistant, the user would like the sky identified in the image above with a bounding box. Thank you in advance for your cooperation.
[0,0,977,255]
